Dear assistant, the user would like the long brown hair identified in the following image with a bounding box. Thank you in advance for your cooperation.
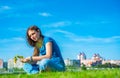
[33,47,39,56]
[26,25,43,56]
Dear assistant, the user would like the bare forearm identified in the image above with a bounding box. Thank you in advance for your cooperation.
[32,42,52,61]
[32,55,51,61]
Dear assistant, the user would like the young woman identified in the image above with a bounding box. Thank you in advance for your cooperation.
[21,25,65,74]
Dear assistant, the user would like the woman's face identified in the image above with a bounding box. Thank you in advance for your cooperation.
[28,30,40,41]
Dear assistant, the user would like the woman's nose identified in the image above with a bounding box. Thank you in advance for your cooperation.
[31,35,34,39]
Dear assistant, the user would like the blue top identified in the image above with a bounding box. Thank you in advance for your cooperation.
[39,36,65,66]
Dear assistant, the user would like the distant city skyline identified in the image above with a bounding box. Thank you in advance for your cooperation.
[0,0,120,61]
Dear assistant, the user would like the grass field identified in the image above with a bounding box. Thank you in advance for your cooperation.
[0,68,120,78]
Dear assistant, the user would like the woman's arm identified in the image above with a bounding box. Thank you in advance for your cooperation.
[21,42,52,63]
[32,41,52,61]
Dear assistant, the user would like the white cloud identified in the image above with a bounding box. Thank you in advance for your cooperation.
[38,12,52,17]
[0,6,11,10]
[12,37,25,41]
[0,37,25,43]
[75,21,110,25]
[51,30,120,43]
[42,21,71,28]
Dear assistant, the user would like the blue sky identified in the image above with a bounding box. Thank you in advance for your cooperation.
[0,0,120,61]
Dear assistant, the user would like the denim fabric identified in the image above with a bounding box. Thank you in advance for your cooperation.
[37,58,65,71]
[23,36,65,74]
[40,36,65,67]
[23,58,65,74]
[23,63,39,74]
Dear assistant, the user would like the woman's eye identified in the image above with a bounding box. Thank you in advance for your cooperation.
[32,33,34,35]
[32,33,35,36]
[29,33,35,37]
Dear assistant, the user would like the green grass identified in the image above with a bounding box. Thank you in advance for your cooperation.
[0,69,120,78]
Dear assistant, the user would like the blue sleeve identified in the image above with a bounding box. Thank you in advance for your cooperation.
[44,37,53,44]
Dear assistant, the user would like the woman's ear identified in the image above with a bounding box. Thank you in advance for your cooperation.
[37,29,40,32]
[37,29,41,35]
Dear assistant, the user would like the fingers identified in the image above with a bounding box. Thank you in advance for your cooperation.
[20,58,30,63]
[20,58,26,63]
[20,59,24,62]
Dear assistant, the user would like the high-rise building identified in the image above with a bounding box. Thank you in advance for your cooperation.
[8,59,14,69]
[0,59,3,68]
[64,58,80,67]
[92,53,102,61]
[77,52,86,60]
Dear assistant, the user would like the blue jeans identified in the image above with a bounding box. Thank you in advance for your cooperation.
[23,58,65,74]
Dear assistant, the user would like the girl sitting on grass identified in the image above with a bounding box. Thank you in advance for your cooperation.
[20,25,65,74]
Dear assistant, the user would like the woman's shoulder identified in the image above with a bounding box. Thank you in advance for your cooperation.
[43,36,53,43]
[44,36,53,40]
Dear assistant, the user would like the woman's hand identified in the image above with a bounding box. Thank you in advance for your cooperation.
[20,57,30,63]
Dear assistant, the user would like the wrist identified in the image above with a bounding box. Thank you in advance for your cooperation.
[30,56,33,62]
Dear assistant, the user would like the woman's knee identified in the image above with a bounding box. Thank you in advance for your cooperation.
[23,63,33,73]
[23,63,39,74]
[37,58,51,71]
[37,58,50,65]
